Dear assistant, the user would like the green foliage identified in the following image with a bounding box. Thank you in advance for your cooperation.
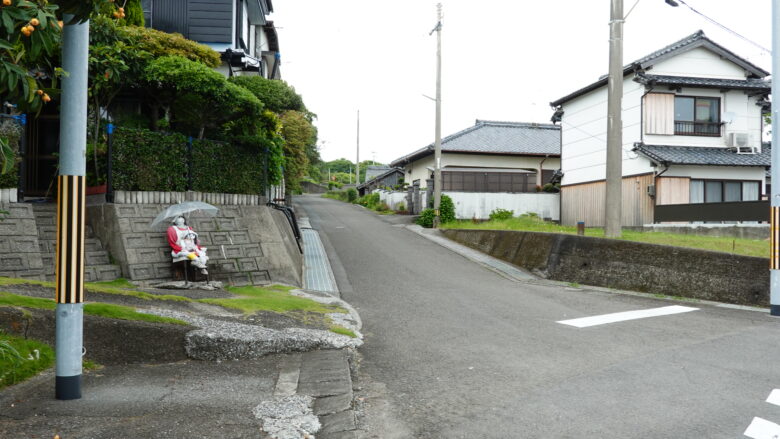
[0,119,22,187]
[357,192,380,209]
[542,182,560,193]
[112,127,188,191]
[0,332,54,390]
[144,56,263,139]
[228,75,306,113]
[416,208,436,228]
[191,138,265,194]
[0,0,63,113]
[122,0,144,27]
[419,194,455,227]
[121,26,220,67]
[322,158,354,175]
[205,285,345,315]
[323,190,350,202]
[280,110,316,193]
[346,188,358,203]
[112,127,279,193]
[489,208,514,221]
[439,194,456,223]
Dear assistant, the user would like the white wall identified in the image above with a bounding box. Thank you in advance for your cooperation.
[651,47,747,79]
[444,192,560,221]
[378,191,408,210]
[643,88,763,150]
[404,153,561,189]
[559,74,650,186]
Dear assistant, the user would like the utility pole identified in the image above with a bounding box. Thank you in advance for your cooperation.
[356,110,360,186]
[431,3,443,227]
[605,0,624,238]
[771,0,780,316]
[55,15,89,400]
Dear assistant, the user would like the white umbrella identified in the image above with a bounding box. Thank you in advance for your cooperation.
[150,201,219,227]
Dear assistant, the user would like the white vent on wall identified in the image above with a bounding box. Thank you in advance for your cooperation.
[728,132,757,154]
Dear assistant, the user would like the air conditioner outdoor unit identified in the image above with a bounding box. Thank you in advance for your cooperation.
[728,132,749,148]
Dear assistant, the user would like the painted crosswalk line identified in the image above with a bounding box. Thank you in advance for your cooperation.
[557,305,699,328]
[766,389,780,407]
[744,417,780,439]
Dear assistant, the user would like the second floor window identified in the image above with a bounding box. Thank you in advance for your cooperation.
[674,96,721,136]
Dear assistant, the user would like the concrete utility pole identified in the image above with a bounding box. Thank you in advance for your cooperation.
[605,0,624,238]
[356,110,360,186]
[431,3,443,227]
[771,0,780,316]
[55,15,89,400]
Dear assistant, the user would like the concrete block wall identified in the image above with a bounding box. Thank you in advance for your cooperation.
[442,229,769,307]
[0,203,45,280]
[87,203,303,287]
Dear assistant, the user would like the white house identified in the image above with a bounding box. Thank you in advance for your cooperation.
[390,120,561,192]
[550,30,771,226]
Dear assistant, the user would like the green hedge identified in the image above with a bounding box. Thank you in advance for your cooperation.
[112,127,266,194]
[0,165,18,189]
[192,139,264,194]
[113,128,188,191]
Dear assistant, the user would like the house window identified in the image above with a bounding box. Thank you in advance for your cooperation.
[690,179,760,203]
[674,96,721,136]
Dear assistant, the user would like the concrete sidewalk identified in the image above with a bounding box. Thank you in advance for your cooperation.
[0,350,358,439]
[0,215,361,438]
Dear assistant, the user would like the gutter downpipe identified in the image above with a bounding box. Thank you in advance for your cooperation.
[537,154,550,188]
[652,160,670,224]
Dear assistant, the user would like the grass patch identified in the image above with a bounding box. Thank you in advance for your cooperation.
[203,285,346,315]
[442,214,768,258]
[90,278,138,289]
[330,326,356,338]
[0,292,188,325]
[0,332,54,390]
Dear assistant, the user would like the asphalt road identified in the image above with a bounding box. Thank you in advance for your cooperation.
[295,195,780,439]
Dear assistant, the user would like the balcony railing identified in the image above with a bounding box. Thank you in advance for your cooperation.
[674,121,723,137]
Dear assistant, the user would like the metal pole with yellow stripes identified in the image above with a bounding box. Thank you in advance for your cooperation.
[772,0,780,317]
[55,15,89,400]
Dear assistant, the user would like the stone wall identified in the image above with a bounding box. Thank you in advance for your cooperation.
[441,229,769,307]
[0,203,44,280]
[87,203,303,287]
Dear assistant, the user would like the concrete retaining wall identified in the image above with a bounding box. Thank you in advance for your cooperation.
[378,191,408,210]
[441,229,768,307]
[0,203,45,280]
[87,203,303,287]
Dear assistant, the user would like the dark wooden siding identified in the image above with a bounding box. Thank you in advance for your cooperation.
[188,0,232,43]
[151,0,188,36]
[442,171,536,193]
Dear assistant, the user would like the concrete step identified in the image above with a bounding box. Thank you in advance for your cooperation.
[86,264,122,282]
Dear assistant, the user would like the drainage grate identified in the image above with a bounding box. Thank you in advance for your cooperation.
[301,228,338,294]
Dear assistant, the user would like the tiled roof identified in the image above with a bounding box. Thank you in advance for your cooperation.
[636,74,771,90]
[550,30,770,107]
[390,120,560,167]
[634,143,771,167]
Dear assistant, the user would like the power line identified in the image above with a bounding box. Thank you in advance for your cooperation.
[676,0,771,55]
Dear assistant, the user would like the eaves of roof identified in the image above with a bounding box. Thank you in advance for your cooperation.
[357,168,404,189]
[549,30,770,108]
[633,143,771,167]
[635,74,771,92]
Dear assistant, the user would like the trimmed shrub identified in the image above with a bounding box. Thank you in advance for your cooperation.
[192,138,264,194]
[489,208,514,221]
[112,128,188,191]
[440,194,456,223]
[346,188,358,203]
[416,208,436,228]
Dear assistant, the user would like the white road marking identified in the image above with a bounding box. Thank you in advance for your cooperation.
[767,389,780,407]
[744,417,780,439]
[557,305,699,328]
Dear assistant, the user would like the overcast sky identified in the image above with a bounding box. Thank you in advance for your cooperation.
[272,0,772,165]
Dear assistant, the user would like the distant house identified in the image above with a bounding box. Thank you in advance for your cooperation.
[357,168,404,196]
[142,0,280,78]
[365,165,392,182]
[390,120,561,192]
[550,30,771,226]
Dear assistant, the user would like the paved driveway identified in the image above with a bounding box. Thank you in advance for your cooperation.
[296,195,780,439]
